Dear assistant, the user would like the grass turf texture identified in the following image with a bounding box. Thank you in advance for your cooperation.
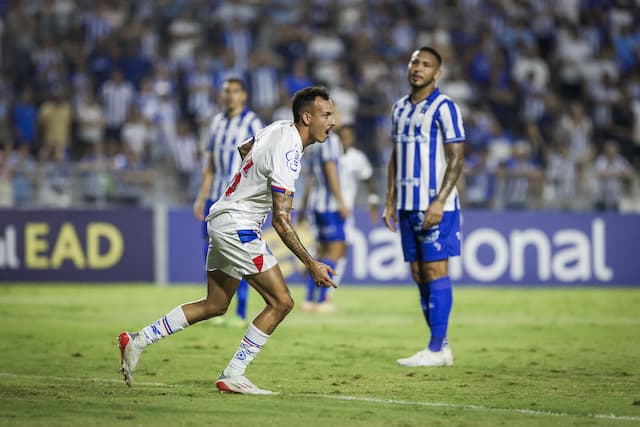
[0,284,638,427]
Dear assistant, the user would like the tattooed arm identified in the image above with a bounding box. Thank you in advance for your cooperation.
[271,190,336,287]
[424,142,465,228]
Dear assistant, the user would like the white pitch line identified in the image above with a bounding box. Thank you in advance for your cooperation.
[2,372,638,422]
[0,372,181,388]
[303,394,640,422]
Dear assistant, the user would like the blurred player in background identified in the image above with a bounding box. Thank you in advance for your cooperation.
[298,128,347,312]
[338,124,380,227]
[193,77,263,327]
[299,124,380,312]
[119,86,338,394]
[383,47,465,367]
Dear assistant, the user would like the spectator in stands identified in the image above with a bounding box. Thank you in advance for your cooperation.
[172,118,200,203]
[544,140,577,211]
[464,145,497,210]
[498,140,543,210]
[10,144,37,207]
[12,86,37,149]
[121,105,152,163]
[594,140,634,211]
[75,87,106,157]
[101,68,135,143]
[37,87,72,161]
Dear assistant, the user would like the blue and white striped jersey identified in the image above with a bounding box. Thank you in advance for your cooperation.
[391,88,465,212]
[207,107,263,201]
[101,80,135,127]
[308,133,345,213]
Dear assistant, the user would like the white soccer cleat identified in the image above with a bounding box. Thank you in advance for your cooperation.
[442,345,454,365]
[216,374,277,395]
[118,332,144,386]
[396,346,454,367]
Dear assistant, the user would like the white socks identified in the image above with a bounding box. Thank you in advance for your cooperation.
[223,323,270,377]
[140,306,189,347]
[136,311,270,379]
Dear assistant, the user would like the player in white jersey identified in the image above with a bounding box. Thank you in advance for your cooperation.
[338,125,380,227]
[300,124,380,312]
[299,131,348,312]
[193,78,263,327]
[119,87,337,394]
[383,47,465,368]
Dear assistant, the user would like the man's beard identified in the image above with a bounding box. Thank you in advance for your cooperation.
[409,77,434,90]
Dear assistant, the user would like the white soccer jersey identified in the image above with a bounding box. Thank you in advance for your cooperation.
[341,147,373,210]
[391,88,465,212]
[207,107,263,201]
[207,120,303,229]
[308,133,345,213]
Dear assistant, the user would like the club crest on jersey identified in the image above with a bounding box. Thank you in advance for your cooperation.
[285,149,300,172]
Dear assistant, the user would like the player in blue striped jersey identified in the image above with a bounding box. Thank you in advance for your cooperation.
[300,131,347,312]
[193,78,263,326]
[383,47,465,367]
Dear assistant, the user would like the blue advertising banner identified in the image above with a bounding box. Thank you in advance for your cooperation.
[0,209,154,282]
[167,208,640,286]
[168,209,206,284]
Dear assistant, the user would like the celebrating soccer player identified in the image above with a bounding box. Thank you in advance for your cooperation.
[119,87,337,394]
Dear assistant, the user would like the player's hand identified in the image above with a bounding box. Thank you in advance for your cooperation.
[308,260,337,288]
[424,200,444,228]
[382,205,397,232]
[193,199,205,221]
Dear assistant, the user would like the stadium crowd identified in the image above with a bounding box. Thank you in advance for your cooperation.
[0,0,638,211]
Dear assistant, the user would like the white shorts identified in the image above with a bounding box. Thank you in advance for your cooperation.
[205,212,278,280]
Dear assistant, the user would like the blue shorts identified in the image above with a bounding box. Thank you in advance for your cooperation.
[399,210,461,263]
[201,199,215,239]
[313,211,346,242]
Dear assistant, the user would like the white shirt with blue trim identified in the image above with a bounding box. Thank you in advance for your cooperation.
[208,120,303,229]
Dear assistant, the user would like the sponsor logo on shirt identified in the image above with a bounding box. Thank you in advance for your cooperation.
[286,149,300,172]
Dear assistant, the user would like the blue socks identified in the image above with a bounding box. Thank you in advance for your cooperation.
[236,279,249,320]
[305,259,336,303]
[419,276,453,352]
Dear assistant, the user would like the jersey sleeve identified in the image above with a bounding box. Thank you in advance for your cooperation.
[439,100,466,143]
[269,130,301,196]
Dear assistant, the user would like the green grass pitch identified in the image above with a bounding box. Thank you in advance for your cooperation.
[0,284,639,426]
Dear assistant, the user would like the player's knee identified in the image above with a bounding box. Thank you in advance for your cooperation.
[273,296,294,316]
[203,300,229,318]
[424,267,447,282]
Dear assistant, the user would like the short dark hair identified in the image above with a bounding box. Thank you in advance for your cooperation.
[292,86,330,123]
[417,46,442,67]
[223,77,247,92]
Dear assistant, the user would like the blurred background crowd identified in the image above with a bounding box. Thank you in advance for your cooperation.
[0,0,638,211]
